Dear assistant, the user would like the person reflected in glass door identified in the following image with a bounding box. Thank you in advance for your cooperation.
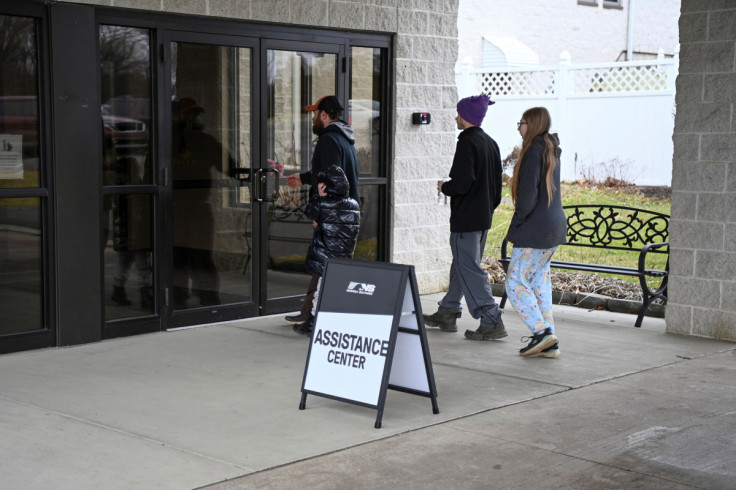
[171,97,229,308]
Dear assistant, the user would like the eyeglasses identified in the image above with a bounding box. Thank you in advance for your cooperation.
[517,121,527,128]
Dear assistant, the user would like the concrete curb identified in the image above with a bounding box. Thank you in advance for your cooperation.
[490,283,664,318]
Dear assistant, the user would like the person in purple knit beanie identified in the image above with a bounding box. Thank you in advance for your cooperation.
[456,94,495,127]
[424,93,506,341]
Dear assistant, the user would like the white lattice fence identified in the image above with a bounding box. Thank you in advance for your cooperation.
[455,55,678,186]
[476,70,556,96]
[569,63,670,94]
[463,58,676,97]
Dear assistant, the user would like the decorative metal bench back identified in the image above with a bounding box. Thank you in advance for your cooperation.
[564,205,669,253]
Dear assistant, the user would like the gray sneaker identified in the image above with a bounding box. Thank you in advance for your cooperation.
[423,310,461,332]
[464,321,508,341]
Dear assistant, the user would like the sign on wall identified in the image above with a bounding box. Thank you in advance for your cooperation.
[299,259,439,429]
[0,135,23,180]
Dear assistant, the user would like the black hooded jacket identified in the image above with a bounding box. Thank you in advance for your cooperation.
[300,121,361,204]
[304,165,361,276]
[506,134,567,249]
[441,126,503,232]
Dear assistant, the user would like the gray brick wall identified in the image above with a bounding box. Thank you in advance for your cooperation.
[63,0,459,294]
[670,0,736,340]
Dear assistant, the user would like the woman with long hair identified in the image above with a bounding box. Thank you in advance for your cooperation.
[506,107,567,357]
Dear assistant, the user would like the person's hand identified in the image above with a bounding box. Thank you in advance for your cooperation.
[267,159,284,177]
[286,173,302,188]
[437,180,444,193]
[318,182,327,197]
[312,220,318,229]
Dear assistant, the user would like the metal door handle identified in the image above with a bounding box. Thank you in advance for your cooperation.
[255,168,280,202]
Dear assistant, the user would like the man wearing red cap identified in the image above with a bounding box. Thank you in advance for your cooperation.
[286,95,360,203]
[424,94,506,341]
[284,95,360,332]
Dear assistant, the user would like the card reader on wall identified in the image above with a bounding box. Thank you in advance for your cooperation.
[412,112,431,125]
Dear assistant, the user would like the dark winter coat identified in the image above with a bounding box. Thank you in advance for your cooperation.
[300,121,361,204]
[506,134,567,249]
[441,126,503,233]
[304,165,361,276]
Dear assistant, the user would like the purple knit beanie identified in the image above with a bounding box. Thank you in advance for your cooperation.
[457,94,495,126]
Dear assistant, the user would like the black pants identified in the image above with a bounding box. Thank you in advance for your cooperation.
[299,274,321,319]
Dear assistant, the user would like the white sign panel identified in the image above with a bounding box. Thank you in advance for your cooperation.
[388,332,430,393]
[303,311,394,406]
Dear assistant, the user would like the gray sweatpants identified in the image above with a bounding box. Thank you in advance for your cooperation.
[437,230,501,328]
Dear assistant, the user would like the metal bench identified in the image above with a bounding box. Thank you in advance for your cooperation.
[499,205,670,327]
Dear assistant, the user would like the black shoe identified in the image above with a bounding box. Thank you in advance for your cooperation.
[423,310,461,332]
[520,328,558,357]
[111,286,132,306]
[464,320,507,340]
[529,342,561,358]
[140,286,153,309]
[292,320,313,336]
[199,293,220,306]
[285,314,308,325]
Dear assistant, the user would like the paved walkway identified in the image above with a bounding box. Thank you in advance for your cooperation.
[1,293,734,489]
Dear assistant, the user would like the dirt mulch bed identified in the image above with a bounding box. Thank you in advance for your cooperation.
[482,257,645,302]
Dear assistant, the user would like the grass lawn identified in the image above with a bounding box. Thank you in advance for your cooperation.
[486,182,671,286]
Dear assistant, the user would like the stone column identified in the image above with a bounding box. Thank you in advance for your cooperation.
[668,0,736,340]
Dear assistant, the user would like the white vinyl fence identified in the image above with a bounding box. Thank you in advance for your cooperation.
[457,51,678,186]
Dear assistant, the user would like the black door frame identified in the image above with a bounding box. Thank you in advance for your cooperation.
[159,30,263,329]
[0,0,56,353]
[0,2,392,353]
[257,38,347,317]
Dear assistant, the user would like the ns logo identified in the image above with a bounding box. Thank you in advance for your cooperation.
[346,282,376,295]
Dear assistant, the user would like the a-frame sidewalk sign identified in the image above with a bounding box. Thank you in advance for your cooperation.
[298,259,439,429]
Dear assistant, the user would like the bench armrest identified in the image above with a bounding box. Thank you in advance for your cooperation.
[500,235,510,261]
[638,241,669,298]
[638,241,669,274]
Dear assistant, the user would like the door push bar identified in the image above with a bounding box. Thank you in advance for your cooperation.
[230,168,280,202]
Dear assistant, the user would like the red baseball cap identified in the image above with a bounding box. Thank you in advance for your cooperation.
[304,95,343,113]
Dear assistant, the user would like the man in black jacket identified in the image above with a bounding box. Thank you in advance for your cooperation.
[424,94,506,341]
[285,95,360,328]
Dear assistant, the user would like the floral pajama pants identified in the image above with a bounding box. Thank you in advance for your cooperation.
[505,247,557,335]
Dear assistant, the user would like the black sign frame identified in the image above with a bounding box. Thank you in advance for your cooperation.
[298,259,439,428]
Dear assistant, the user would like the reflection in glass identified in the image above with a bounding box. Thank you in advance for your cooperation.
[349,47,382,177]
[354,185,379,262]
[0,15,40,188]
[0,198,43,334]
[350,47,384,262]
[171,43,252,310]
[104,194,154,320]
[99,26,153,184]
[266,50,336,299]
[100,25,156,320]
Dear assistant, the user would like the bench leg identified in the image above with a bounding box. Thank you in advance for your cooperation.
[500,291,508,309]
[635,306,646,328]
[636,291,662,328]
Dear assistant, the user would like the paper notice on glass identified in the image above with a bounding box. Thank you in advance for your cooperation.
[0,135,23,180]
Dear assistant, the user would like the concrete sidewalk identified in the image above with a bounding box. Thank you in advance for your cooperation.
[1,293,734,489]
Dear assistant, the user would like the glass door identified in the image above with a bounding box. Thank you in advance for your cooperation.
[100,25,157,325]
[0,11,51,347]
[261,42,342,314]
[165,34,259,326]
[103,28,380,330]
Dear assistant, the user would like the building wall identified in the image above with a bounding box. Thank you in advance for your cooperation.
[457,0,680,68]
[668,0,736,341]
[56,0,459,293]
